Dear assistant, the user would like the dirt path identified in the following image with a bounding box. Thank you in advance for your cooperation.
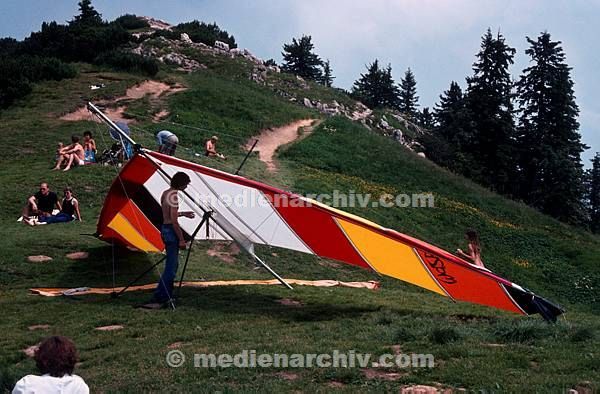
[59,80,186,123]
[249,119,319,172]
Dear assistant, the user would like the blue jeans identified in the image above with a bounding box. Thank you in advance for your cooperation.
[153,225,180,303]
[39,212,74,224]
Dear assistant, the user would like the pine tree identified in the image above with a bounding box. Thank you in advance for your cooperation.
[418,107,434,129]
[70,0,103,27]
[321,59,334,87]
[351,60,399,109]
[589,153,600,233]
[281,35,323,81]
[425,81,475,173]
[465,29,517,193]
[516,32,587,223]
[398,68,419,118]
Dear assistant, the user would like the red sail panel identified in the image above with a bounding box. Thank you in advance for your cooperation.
[261,191,372,270]
[97,154,157,234]
[416,249,525,314]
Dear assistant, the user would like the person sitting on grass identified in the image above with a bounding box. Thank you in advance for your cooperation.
[30,187,82,226]
[12,336,89,394]
[54,135,85,172]
[22,183,61,225]
[456,229,487,269]
[83,131,96,163]
[205,135,226,159]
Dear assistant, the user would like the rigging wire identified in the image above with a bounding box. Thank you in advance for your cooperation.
[123,110,257,143]
[126,123,248,175]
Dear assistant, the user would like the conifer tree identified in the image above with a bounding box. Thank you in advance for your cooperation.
[465,29,516,193]
[281,35,323,81]
[398,68,419,118]
[321,59,334,87]
[516,32,587,223]
[418,107,434,129]
[70,0,103,27]
[351,60,399,109]
[424,81,474,173]
[589,153,600,233]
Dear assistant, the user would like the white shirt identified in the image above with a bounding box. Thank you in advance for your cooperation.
[12,374,89,394]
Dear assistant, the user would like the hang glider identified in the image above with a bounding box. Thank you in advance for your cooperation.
[89,103,564,321]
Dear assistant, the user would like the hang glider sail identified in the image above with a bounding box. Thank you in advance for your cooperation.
[89,103,564,321]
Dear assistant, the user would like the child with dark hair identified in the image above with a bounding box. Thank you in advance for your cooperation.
[83,131,96,163]
[457,229,486,269]
[12,336,89,393]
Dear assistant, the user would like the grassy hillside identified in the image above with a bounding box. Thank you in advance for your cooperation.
[0,54,598,392]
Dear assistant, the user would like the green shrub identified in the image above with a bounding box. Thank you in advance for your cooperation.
[94,50,159,76]
[570,327,595,342]
[113,14,149,30]
[153,20,237,48]
[0,56,75,108]
[393,327,416,342]
[493,320,550,343]
[429,327,461,344]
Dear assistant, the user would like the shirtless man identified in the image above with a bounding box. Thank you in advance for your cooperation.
[54,135,85,171]
[145,172,195,308]
[205,135,226,159]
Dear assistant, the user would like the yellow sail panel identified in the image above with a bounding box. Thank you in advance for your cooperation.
[336,218,447,296]
[107,213,161,253]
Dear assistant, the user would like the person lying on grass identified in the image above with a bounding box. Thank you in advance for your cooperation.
[12,336,89,394]
[456,229,488,269]
[22,182,61,224]
[54,135,85,172]
[205,135,226,159]
[26,187,82,226]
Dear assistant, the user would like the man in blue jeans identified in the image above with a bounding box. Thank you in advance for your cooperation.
[144,172,195,309]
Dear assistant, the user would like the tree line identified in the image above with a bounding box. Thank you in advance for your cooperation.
[0,0,238,109]
[279,30,599,231]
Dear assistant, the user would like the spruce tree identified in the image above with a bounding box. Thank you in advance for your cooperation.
[321,59,334,87]
[398,68,419,118]
[70,0,103,27]
[465,29,517,193]
[418,107,434,129]
[351,60,399,109]
[590,153,600,233]
[427,81,475,173]
[281,35,323,81]
[516,32,587,223]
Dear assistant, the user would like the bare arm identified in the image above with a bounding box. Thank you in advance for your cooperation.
[456,248,473,260]
[169,197,186,248]
[206,142,217,154]
[56,199,62,211]
[73,199,82,221]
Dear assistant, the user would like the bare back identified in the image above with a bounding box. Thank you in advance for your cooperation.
[161,188,179,224]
